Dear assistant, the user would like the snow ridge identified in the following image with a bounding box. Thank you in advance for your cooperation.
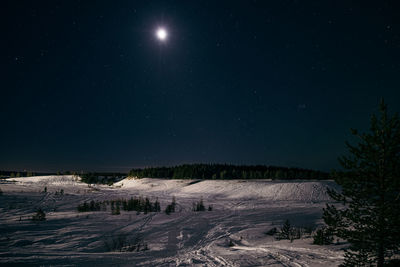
[114,178,339,202]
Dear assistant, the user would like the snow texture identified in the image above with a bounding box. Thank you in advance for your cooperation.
[0,176,344,266]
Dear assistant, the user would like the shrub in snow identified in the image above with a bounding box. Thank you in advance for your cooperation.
[112,204,120,215]
[265,227,278,236]
[276,219,302,242]
[104,233,148,252]
[122,196,161,213]
[32,208,46,221]
[302,225,314,235]
[143,198,152,214]
[153,198,161,212]
[77,197,162,214]
[165,204,175,215]
[192,198,206,212]
[77,200,102,212]
[277,219,292,240]
[291,227,303,241]
[165,196,176,215]
[313,227,333,245]
[55,189,64,196]
[121,196,160,213]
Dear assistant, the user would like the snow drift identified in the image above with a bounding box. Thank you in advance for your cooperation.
[114,178,339,202]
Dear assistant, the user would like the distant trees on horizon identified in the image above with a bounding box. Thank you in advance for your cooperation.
[1,164,329,181]
[80,172,126,184]
[128,164,329,180]
[0,170,53,178]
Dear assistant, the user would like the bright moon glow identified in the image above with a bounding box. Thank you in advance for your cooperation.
[156,28,167,41]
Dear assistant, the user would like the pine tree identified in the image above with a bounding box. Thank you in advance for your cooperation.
[171,196,176,212]
[154,198,161,212]
[277,219,292,240]
[323,100,400,266]
[115,205,120,215]
[144,197,151,214]
[313,227,333,245]
[165,196,176,215]
[32,208,46,221]
[111,202,115,214]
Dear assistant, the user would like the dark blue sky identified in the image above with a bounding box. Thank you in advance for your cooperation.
[2,1,400,172]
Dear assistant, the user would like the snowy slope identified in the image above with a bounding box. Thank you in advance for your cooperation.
[8,175,81,185]
[114,178,339,202]
[0,176,344,266]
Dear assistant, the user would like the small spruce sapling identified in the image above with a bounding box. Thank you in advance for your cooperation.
[278,219,292,240]
[32,208,46,221]
[313,227,333,245]
[265,227,278,236]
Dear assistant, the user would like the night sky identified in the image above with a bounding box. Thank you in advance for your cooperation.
[2,1,400,172]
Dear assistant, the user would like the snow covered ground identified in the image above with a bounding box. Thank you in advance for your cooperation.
[0,176,345,266]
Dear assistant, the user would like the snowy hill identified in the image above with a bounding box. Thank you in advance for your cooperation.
[7,175,81,185]
[0,176,344,266]
[114,178,339,202]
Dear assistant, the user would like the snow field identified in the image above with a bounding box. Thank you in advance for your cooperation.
[0,176,344,266]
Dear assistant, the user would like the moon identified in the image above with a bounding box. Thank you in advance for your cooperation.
[156,28,167,41]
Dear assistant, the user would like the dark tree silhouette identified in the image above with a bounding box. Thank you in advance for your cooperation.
[323,100,400,266]
[128,164,328,180]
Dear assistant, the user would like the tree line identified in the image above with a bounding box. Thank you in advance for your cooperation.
[128,164,329,180]
[80,172,126,184]
[0,171,47,178]
[77,197,161,214]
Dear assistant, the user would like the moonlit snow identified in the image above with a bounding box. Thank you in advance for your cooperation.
[0,175,344,266]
